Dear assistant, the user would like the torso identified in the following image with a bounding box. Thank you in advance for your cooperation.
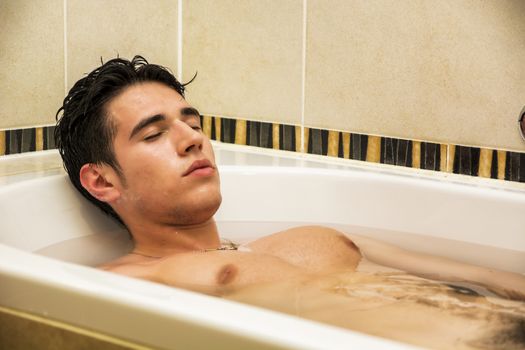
[99,226,362,296]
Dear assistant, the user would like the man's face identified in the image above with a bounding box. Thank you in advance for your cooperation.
[106,82,221,226]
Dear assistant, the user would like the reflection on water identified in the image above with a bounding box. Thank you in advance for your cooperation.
[227,262,525,350]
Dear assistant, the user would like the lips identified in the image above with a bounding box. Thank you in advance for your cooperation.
[183,159,215,176]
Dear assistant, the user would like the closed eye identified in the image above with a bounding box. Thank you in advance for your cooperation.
[144,131,166,141]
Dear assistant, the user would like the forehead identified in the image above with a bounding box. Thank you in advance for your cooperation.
[106,82,187,130]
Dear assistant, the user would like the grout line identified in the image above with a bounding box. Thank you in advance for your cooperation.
[300,0,307,152]
[63,0,68,95]
[177,0,183,80]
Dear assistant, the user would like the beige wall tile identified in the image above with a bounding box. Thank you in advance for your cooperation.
[183,0,303,125]
[67,0,178,90]
[0,0,64,129]
[305,0,525,152]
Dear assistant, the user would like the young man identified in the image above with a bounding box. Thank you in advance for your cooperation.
[55,56,524,300]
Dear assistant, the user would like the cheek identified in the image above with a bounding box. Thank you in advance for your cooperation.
[203,140,217,162]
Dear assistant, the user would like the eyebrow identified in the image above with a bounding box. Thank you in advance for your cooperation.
[129,114,166,140]
[181,107,201,118]
[128,107,202,140]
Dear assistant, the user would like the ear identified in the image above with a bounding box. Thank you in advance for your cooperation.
[79,163,122,203]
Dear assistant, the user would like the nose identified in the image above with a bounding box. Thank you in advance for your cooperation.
[174,120,204,155]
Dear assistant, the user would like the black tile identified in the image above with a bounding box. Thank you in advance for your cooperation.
[321,129,329,154]
[210,117,217,140]
[381,138,412,167]
[397,140,412,167]
[453,146,480,176]
[520,153,525,183]
[279,125,296,151]
[308,128,324,155]
[470,147,480,176]
[259,122,273,148]
[382,137,397,165]
[44,126,56,150]
[490,150,498,179]
[220,118,236,143]
[21,128,36,153]
[247,121,259,147]
[338,132,344,158]
[420,142,441,171]
[7,129,22,154]
[505,151,521,182]
[350,133,368,161]
[459,146,471,175]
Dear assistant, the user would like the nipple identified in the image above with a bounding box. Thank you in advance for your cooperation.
[217,264,238,285]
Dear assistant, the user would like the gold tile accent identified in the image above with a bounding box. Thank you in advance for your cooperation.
[303,127,310,153]
[412,141,421,169]
[295,126,302,152]
[202,116,212,138]
[0,131,5,155]
[447,145,456,173]
[366,136,381,163]
[214,117,221,141]
[343,132,351,159]
[327,131,339,157]
[497,150,507,180]
[440,144,448,171]
[478,148,493,178]
[35,127,44,151]
[272,124,280,149]
[234,119,247,145]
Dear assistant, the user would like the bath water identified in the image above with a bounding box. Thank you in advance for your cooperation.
[36,220,525,349]
[219,221,525,350]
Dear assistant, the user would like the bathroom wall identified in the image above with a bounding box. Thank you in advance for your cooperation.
[1,0,524,180]
[0,0,178,130]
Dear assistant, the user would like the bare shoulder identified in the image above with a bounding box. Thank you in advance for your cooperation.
[246,225,362,272]
[247,225,359,250]
[98,254,161,282]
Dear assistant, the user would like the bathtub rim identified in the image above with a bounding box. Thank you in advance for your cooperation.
[1,143,524,349]
[1,142,525,193]
[0,243,415,350]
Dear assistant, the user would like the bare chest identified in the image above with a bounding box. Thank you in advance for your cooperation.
[152,250,309,295]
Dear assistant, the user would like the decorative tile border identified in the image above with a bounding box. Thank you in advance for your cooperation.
[0,126,55,156]
[1,118,524,184]
[201,115,301,152]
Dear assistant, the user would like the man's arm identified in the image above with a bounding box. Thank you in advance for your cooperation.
[345,231,525,301]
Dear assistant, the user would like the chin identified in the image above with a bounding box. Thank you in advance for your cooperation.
[172,192,222,225]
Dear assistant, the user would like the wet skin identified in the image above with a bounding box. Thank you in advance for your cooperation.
[81,82,525,301]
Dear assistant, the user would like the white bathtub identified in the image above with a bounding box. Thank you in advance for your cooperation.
[1,142,524,349]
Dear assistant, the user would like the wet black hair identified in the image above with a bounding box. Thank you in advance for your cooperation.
[55,55,193,224]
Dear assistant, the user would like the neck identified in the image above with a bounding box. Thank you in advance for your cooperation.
[128,217,221,257]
